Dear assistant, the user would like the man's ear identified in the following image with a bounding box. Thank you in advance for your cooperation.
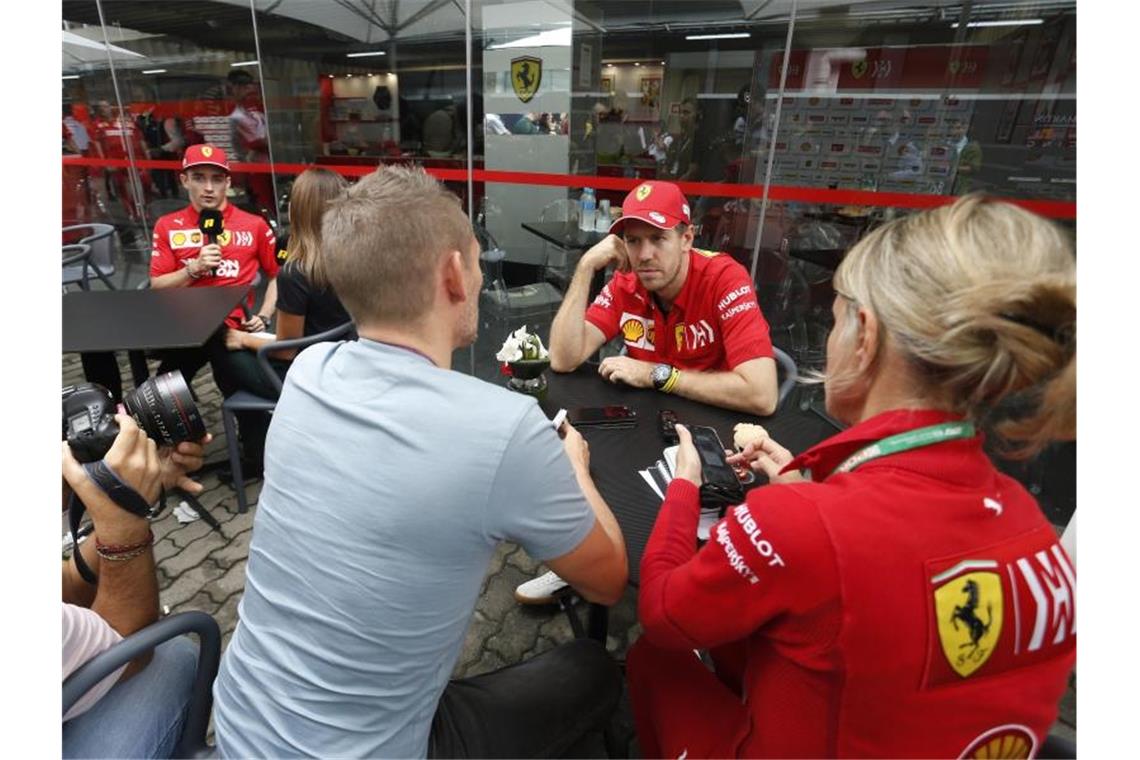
[441,249,467,304]
[179,172,189,191]
[678,225,694,253]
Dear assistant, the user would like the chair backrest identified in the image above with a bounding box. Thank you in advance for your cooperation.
[63,610,221,759]
[62,223,117,272]
[62,244,93,289]
[772,346,799,410]
[255,320,356,396]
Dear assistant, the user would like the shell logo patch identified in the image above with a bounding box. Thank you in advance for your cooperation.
[168,229,200,249]
[635,184,652,201]
[201,146,213,157]
[932,561,1003,678]
[958,724,1036,759]
[619,313,653,349]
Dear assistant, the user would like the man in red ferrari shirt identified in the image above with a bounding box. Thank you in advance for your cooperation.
[548,180,777,416]
[150,143,279,471]
[519,181,779,606]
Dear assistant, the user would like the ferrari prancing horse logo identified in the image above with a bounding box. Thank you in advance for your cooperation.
[511,56,542,104]
[932,562,1003,678]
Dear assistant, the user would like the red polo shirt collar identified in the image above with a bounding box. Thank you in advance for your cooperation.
[786,408,989,485]
[657,248,710,314]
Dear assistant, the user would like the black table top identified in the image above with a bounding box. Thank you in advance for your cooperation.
[521,221,608,252]
[540,368,837,585]
[62,286,250,353]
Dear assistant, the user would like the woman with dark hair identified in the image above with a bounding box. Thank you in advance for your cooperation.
[223,168,351,473]
[628,194,1076,758]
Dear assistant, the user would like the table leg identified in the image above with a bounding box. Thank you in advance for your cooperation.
[176,490,222,533]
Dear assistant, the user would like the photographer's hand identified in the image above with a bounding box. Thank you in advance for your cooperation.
[62,415,160,545]
[158,433,212,495]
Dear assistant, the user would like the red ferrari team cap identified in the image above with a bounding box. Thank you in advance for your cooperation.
[609,181,691,235]
[181,144,230,172]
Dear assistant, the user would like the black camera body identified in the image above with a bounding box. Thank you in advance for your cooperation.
[62,383,120,463]
[63,371,206,463]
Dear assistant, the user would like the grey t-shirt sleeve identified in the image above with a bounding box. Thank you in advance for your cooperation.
[485,402,596,561]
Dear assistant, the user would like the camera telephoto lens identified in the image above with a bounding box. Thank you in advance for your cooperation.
[123,371,206,448]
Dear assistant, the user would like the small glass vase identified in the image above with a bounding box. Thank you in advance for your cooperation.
[506,358,551,400]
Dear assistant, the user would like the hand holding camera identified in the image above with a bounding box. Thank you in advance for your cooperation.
[62,415,160,544]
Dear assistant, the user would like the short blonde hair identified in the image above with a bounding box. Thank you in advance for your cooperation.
[832,194,1075,457]
[321,165,474,325]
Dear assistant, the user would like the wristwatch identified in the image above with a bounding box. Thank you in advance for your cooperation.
[651,363,675,392]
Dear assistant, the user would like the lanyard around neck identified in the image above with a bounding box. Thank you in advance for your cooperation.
[831,421,976,476]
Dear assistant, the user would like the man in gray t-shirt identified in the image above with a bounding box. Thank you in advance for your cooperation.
[213,165,628,758]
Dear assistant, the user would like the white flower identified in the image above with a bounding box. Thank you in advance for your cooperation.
[496,325,549,362]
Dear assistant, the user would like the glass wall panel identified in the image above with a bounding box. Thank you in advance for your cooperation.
[757,0,1076,520]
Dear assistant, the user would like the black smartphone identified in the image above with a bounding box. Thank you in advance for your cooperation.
[567,405,637,428]
[658,410,679,444]
[688,425,741,493]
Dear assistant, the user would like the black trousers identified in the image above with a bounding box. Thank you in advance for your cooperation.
[428,639,622,759]
[80,351,123,403]
[154,328,282,463]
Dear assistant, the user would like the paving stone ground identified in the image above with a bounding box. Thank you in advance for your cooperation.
[62,351,1074,754]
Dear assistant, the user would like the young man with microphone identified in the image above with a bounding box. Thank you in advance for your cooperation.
[149,144,280,473]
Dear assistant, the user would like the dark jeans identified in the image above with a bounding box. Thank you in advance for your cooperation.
[428,639,621,759]
[155,328,284,464]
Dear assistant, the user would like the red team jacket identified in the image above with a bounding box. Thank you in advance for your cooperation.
[635,409,1075,758]
[584,248,774,370]
[150,203,279,329]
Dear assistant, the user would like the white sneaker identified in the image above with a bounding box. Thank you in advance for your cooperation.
[514,570,570,605]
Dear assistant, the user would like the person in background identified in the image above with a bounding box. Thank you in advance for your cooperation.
[951,118,984,195]
[213,165,627,758]
[224,168,352,385]
[62,417,210,758]
[628,195,1076,757]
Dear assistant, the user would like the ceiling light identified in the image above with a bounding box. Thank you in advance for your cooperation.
[230,60,259,67]
[685,32,751,40]
[347,73,353,78]
[63,74,80,80]
[347,50,386,58]
[327,74,334,78]
[951,19,1044,28]
[634,62,640,66]
[142,69,167,74]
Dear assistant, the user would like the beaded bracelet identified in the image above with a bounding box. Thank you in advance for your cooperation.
[95,528,154,561]
[96,544,150,563]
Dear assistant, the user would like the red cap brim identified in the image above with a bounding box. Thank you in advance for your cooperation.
[608,211,684,236]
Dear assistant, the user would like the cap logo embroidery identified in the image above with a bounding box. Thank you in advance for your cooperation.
[636,184,652,201]
[649,211,666,224]
[201,146,213,157]
[682,203,690,216]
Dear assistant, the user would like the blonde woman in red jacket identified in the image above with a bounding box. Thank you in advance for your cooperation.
[629,194,1076,759]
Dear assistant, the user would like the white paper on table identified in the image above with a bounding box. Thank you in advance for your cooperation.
[663,445,679,477]
[697,509,721,541]
[639,469,664,500]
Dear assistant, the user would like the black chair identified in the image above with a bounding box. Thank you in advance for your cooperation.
[221,321,356,513]
[1037,730,1077,759]
[62,610,221,759]
[772,346,798,410]
[63,223,118,290]
[62,243,97,292]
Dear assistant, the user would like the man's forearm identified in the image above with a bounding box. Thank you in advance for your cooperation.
[549,263,597,371]
[670,368,777,416]
[90,522,160,639]
[573,467,625,557]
